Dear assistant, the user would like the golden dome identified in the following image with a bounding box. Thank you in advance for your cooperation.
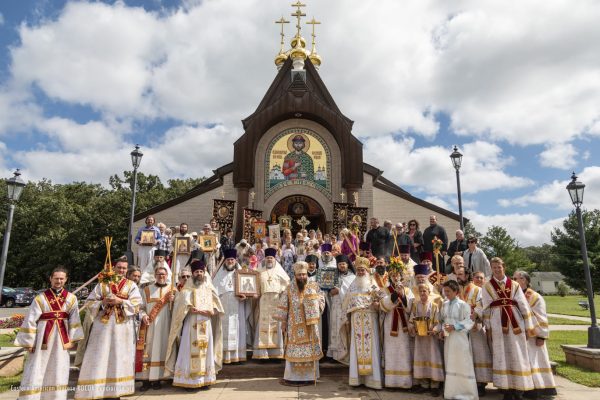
[309,51,322,67]
[274,51,288,67]
[290,38,308,60]
[290,35,307,49]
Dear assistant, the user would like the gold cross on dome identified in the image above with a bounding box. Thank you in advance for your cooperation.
[306,17,321,49]
[291,1,306,37]
[275,16,290,52]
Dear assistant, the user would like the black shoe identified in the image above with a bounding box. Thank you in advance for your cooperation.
[185,387,196,392]
[199,385,210,391]
[431,387,441,397]
[139,381,151,392]
[478,384,487,397]
[413,386,429,393]
[152,381,162,390]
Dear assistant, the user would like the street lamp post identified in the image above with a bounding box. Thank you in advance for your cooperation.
[450,145,464,231]
[125,145,144,265]
[566,172,600,349]
[0,170,26,302]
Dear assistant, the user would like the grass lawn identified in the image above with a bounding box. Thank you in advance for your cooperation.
[545,295,599,318]
[0,333,16,347]
[548,330,600,387]
[548,316,589,325]
[0,334,21,393]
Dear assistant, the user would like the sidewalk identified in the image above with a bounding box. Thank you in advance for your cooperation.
[548,313,592,322]
[1,371,597,400]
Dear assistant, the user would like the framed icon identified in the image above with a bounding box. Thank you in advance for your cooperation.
[235,269,261,297]
[175,237,191,255]
[199,235,217,252]
[278,215,292,230]
[317,268,338,290]
[139,230,155,246]
[254,219,266,240]
[268,224,281,244]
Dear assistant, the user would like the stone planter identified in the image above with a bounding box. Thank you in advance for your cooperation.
[0,347,25,377]
[561,344,600,372]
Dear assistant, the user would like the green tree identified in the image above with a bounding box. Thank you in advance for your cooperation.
[523,244,560,272]
[551,209,600,294]
[463,220,482,240]
[480,225,516,259]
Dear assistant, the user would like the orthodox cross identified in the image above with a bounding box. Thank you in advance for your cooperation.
[340,191,346,202]
[353,192,359,207]
[275,16,289,53]
[291,1,306,37]
[250,191,256,208]
[296,215,310,230]
[306,17,320,52]
[220,188,225,199]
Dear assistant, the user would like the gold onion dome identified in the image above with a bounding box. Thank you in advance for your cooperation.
[290,35,307,49]
[309,51,321,67]
[274,51,288,67]
[290,36,308,60]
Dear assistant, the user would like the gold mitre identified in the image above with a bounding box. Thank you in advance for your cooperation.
[293,261,309,274]
[354,256,370,270]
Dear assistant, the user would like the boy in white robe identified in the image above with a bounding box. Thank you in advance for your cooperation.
[440,279,478,400]
[15,267,83,400]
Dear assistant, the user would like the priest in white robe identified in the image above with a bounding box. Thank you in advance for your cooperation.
[482,258,538,400]
[213,248,249,364]
[136,265,175,390]
[326,254,355,360]
[75,257,142,400]
[440,280,478,400]
[275,261,325,383]
[398,244,417,286]
[339,257,383,389]
[252,248,290,359]
[514,271,557,398]
[141,249,172,285]
[15,267,83,400]
[165,259,224,390]
[379,260,414,389]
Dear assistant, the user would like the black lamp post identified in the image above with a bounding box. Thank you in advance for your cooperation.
[566,172,600,349]
[450,145,464,230]
[125,145,143,265]
[0,170,26,302]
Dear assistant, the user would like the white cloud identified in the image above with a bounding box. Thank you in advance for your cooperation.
[539,143,577,169]
[499,166,600,210]
[424,196,452,211]
[467,210,564,246]
[363,136,532,195]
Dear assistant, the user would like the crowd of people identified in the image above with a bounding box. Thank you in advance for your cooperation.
[14,214,557,400]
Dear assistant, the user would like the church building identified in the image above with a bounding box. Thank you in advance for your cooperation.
[133,4,461,245]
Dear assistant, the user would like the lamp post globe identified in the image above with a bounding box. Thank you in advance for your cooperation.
[450,145,463,171]
[450,146,464,230]
[566,172,600,348]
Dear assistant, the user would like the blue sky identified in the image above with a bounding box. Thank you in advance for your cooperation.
[1,0,599,246]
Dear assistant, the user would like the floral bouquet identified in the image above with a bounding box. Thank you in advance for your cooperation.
[98,236,120,284]
[432,236,443,253]
[388,256,406,276]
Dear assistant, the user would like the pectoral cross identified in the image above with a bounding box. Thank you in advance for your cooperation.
[296,215,310,230]
[340,191,346,202]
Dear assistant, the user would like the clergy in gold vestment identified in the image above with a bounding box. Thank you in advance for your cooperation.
[75,258,142,400]
[15,267,83,400]
[339,257,383,389]
[165,259,224,390]
[514,271,557,398]
[252,248,290,359]
[379,261,414,389]
[275,261,325,383]
[482,258,538,400]
[136,265,175,390]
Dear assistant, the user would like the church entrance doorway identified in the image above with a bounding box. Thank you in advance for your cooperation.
[269,195,326,235]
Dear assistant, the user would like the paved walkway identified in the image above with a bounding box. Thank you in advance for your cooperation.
[550,325,590,331]
[1,375,596,400]
[548,313,592,322]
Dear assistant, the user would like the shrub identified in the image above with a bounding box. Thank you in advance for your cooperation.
[557,281,570,297]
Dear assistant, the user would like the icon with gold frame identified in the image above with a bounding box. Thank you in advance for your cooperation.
[175,237,191,255]
[199,235,217,252]
[235,269,261,297]
[139,230,155,246]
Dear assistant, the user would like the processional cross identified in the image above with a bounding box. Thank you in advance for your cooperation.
[340,191,346,202]
[296,215,310,230]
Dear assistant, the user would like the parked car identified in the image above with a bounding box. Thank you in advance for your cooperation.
[14,287,36,306]
[1,287,18,308]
